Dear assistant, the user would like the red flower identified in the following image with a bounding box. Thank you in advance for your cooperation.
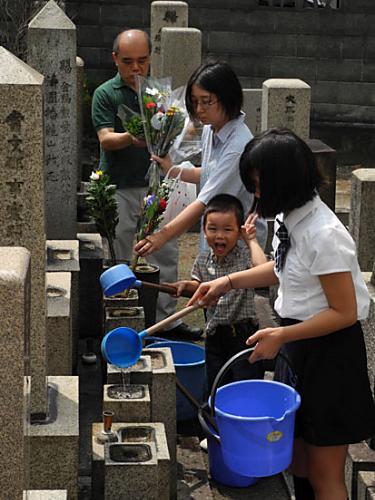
[146,102,156,109]
[159,198,167,210]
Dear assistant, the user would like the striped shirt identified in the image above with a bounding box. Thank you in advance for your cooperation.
[191,243,257,336]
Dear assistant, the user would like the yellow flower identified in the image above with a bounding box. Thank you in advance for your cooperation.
[96,170,103,176]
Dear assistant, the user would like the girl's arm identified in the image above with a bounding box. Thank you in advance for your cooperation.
[247,271,357,363]
[135,200,206,256]
[187,260,279,307]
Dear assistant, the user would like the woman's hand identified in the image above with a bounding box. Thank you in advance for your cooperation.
[151,154,172,175]
[246,327,284,363]
[187,276,231,307]
[241,212,258,246]
[166,280,191,297]
[134,231,165,257]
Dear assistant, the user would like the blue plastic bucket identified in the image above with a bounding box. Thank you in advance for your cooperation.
[198,409,258,488]
[213,379,300,477]
[146,340,206,421]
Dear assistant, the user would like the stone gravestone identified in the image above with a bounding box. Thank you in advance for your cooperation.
[151,1,188,79]
[0,46,48,417]
[349,169,375,271]
[160,27,201,88]
[28,0,77,240]
[261,78,311,141]
[76,56,84,189]
[0,247,31,500]
[243,88,262,136]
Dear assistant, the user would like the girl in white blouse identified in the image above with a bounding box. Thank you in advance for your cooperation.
[188,128,375,500]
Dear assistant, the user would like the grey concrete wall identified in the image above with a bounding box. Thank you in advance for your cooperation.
[64,0,375,163]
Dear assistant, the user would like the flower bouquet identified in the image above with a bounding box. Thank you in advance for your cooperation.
[137,76,187,191]
[86,170,119,265]
[117,104,145,140]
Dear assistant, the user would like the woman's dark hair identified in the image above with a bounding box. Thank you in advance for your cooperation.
[203,194,244,229]
[185,62,243,121]
[239,128,323,218]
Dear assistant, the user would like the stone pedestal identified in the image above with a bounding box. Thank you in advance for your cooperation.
[103,289,139,309]
[92,422,170,500]
[28,0,77,240]
[261,78,311,140]
[28,376,79,500]
[357,471,375,500]
[46,272,72,375]
[143,347,177,498]
[46,240,79,372]
[150,1,188,78]
[243,88,262,136]
[306,139,337,211]
[107,355,152,386]
[349,169,375,271]
[345,441,375,500]
[0,248,31,499]
[78,233,103,339]
[161,27,201,87]
[104,306,145,334]
[103,384,151,422]
[0,47,48,417]
[104,441,158,500]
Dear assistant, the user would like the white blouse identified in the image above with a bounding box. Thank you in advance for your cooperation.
[273,195,370,321]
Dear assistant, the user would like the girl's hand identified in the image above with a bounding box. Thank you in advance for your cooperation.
[151,154,172,175]
[134,232,164,256]
[241,212,258,245]
[246,326,284,363]
[187,276,231,307]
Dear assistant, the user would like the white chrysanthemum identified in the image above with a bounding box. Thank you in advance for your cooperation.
[145,87,159,96]
[90,171,100,181]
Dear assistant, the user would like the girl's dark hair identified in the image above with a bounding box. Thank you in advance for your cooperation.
[185,62,243,121]
[239,128,323,218]
[203,194,244,229]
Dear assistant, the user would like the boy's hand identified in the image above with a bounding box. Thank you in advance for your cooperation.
[241,213,258,245]
[164,281,188,297]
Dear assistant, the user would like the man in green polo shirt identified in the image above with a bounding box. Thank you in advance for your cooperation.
[91,29,202,340]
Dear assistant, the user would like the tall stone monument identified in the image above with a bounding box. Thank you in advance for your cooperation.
[28,0,77,240]
[349,168,375,271]
[0,46,48,417]
[261,78,311,140]
[243,89,262,136]
[0,247,31,500]
[151,1,188,78]
[161,27,201,88]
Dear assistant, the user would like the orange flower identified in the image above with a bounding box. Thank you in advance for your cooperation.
[146,102,156,109]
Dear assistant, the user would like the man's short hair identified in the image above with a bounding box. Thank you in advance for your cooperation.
[112,30,152,54]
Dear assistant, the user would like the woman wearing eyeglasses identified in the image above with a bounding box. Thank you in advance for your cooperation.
[135,61,267,257]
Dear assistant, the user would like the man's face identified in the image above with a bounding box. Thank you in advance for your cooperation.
[112,33,150,90]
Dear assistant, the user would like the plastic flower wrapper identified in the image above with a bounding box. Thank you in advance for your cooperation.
[168,117,203,165]
[86,170,119,265]
[136,76,187,191]
[117,104,145,140]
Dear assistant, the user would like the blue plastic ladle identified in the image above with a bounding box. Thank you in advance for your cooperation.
[101,304,200,368]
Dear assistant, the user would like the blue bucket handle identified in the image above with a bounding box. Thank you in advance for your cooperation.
[198,402,221,444]
[209,347,298,419]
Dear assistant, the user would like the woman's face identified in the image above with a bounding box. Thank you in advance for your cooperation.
[191,84,228,131]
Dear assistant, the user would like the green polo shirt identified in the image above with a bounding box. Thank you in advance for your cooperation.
[91,73,149,189]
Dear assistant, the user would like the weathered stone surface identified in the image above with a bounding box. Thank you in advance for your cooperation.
[349,169,375,271]
[243,88,262,136]
[76,56,84,189]
[0,248,30,500]
[151,1,188,78]
[161,27,201,87]
[28,0,77,239]
[0,46,47,416]
[28,376,79,500]
[306,138,337,211]
[261,78,311,140]
[345,441,375,500]
[103,384,151,423]
[363,272,375,397]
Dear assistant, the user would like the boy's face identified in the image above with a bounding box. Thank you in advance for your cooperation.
[204,211,241,261]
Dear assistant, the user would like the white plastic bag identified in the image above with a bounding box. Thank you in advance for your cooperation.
[161,163,197,226]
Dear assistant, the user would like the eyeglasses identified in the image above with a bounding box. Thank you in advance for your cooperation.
[191,98,219,110]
